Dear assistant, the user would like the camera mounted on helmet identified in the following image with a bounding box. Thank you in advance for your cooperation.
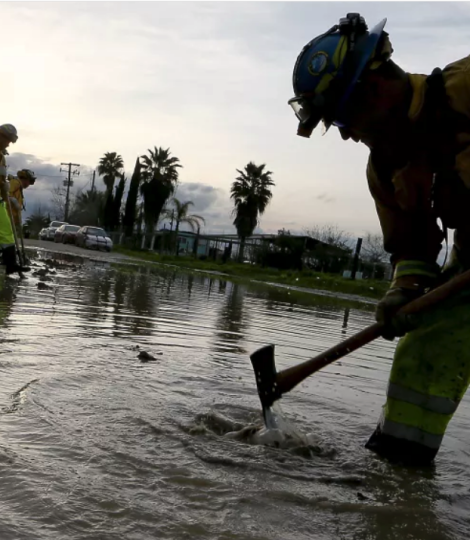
[338,13,367,45]
[288,13,387,138]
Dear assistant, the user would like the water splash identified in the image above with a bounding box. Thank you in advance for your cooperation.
[257,402,317,449]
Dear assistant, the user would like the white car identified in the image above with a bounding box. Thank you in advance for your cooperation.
[43,221,68,241]
[76,226,113,252]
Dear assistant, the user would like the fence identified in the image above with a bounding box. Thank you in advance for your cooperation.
[107,230,392,281]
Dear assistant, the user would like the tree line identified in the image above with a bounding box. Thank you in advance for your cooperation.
[26,146,277,259]
[24,144,388,266]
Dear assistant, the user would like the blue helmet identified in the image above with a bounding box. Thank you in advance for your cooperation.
[288,13,387,137]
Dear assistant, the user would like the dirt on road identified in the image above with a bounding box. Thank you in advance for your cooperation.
[24,239,135,264]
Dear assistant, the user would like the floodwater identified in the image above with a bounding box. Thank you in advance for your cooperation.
[0,250,468,540]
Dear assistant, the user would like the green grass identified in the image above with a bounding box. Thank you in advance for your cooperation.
[113,246,388,300]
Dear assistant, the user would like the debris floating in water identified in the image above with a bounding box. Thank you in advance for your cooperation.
[138,351,162,362]
[37,282,51,290]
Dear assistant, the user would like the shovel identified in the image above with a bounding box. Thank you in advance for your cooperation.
[6,195,26,269]
[17,224,29,265]
[250,268,470,422]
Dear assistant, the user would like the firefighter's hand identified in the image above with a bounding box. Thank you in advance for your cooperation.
[375,287,424,341]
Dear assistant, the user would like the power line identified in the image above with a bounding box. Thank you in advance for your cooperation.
[36,174,68,178]
[40,172,95,178]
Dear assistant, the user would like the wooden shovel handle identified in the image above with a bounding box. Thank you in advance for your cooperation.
[276,268,470,397]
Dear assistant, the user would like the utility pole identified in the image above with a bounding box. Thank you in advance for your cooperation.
[169,210,176,254]
[91,170,96,194]
[60,162,80,222]
[350,237,363,280]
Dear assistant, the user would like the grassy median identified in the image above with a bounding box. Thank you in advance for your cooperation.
[113,246,388,300]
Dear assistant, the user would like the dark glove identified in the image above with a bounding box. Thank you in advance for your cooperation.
[375,286,424,341]
[377,260,440,340]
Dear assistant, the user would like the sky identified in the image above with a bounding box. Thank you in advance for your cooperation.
[4,1,470,238]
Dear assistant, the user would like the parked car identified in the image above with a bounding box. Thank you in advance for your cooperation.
[54,224,81,244]
[76,226,113,252]
[39,227,48,241]
[43,221,68,241]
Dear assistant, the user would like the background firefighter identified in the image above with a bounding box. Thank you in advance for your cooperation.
[0,124,30,277]
[289,13,470,465]
[8,168,36,236]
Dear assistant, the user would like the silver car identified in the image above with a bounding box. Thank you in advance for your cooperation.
[45,221,68,241]
[76,226,113,252]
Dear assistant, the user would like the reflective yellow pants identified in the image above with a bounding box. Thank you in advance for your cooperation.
[367,289,470,465]
[0,201,14,246]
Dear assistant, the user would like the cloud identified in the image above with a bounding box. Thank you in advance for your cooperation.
[174,182,223,212]
[316,193,336,204]
[9,152,238,232]
[167,182,237,234]
[6,153,59,177]
[6,152,94,217]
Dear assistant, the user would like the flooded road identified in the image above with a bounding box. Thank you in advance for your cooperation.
[0,250,468,540]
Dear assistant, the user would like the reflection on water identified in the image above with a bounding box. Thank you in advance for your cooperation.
[342,307,350,334]
[213,282,247,356]
[0,250,467,540]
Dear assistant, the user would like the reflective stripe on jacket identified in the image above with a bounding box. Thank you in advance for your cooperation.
[378,289,470,452]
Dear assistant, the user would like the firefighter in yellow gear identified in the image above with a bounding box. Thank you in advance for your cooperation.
[8,169,36,229]
[289,13,470,465]
[0,124,29,276]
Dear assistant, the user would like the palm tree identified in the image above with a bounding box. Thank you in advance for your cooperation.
[98,152,124,193]
[24,211,50,238]
[75,189,105,208]
[140,147,181,184]
[71,189,106,226]
[140,146,182,234]
[165,198,205,255]
[230,161,274,262]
